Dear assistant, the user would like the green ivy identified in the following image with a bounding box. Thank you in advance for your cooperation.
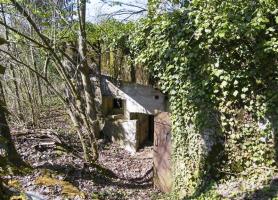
[132,0,278,198]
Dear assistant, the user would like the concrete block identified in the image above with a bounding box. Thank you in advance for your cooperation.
[103,119,138,153]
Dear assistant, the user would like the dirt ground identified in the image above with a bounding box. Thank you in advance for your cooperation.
[4,108,161,200]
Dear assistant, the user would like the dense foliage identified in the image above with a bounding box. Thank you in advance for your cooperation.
[133,0,278,198]
[87,20,136,80]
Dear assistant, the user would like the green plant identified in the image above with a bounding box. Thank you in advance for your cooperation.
[132,0,278,198]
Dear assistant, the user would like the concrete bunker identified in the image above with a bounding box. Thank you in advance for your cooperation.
[100,75,163,153]
[99,75,172,192]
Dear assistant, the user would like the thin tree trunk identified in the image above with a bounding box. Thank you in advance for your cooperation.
[30,45,43,105]
[130,54,136,83]
[43,56,50,80]
[11,66,22,117]
[1,4,22,117]
[67,107,89,161]
[43,55,51,95]
[22,68,36,126]
[78,0,99,161]
[8,0,102,163]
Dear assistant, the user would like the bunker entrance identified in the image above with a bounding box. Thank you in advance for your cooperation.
[148,115,154,145]
[129,113,154,149]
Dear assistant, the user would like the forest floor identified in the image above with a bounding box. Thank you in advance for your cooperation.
[7,107,277,200]
[4,107,160,200]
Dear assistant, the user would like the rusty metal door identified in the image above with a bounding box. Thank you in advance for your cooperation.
[153,112,172,192]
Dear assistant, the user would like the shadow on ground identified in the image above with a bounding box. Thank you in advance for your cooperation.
[244,178,278,200]
[37,162,153,191]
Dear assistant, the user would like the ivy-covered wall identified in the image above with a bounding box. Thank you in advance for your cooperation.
[132,0,278,198]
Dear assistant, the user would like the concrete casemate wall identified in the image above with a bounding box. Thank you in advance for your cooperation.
[101,77,166,115]
[103,119,138,153]
[102,113,150,153]
[130,113,149,147]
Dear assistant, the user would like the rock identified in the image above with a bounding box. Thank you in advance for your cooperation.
[25,191,47,200]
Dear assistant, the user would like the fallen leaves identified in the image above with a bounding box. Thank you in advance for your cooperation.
[35,176,85,199]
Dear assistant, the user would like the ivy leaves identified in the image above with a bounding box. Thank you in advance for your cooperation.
[133,0,278,197]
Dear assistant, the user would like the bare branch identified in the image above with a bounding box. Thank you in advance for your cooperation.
[0,20,47,49]
[0,48,68,105]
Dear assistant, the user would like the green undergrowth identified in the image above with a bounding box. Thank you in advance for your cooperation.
[0,157,32,177]
[0,156,32,200]
[35,175,85,198]
[0,173,31,200]
[156,169,278,199]
[91,190,126,200]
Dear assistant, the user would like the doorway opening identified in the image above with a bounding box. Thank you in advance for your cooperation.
[148,115,154,145]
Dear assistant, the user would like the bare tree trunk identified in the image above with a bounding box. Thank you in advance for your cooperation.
[0,80,26,167]
[77,0,100,162]
[6,0,103,163]
[22,68,36,126]
[130,54,136,83]
[1,5,22,118]
[30,45,43,106]
[11,66,22,116]
[43,56,50,80]
[43,55,51,95]
[67,106,89,161]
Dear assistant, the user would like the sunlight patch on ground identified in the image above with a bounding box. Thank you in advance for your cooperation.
[35,176,85,199]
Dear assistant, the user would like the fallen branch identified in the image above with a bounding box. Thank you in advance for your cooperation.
[11,128,61,143]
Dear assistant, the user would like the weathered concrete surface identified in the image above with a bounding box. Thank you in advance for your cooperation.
[103,119,138,153]
[103,113,151,153]
[101,76,166,115]
[121,84,165,115]
[130,113,150,147]
[100,76,173,193]
[153,112,172,192]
